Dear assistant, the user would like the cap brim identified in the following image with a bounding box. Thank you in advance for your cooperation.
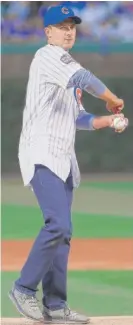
[71,16,82,24]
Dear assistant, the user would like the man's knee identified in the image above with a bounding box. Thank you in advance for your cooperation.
[44,219,70,240]
[62,224,73,244]
[57,224,71,240]
[55,216,72,241]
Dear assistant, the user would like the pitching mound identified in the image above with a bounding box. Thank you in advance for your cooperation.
[91,316,133,324]
[1,316,133,325]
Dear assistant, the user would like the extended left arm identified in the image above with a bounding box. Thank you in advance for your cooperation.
[68,68,124,112]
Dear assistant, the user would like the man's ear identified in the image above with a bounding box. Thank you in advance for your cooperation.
[44,26,52,39]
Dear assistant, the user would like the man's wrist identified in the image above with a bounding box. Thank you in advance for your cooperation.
[99,88,117,103]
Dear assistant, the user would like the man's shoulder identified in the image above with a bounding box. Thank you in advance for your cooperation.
[34,45,49,57]
[35,45,67,59]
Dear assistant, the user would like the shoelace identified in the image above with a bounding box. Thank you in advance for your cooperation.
[15,290,42,315]
[26,296,40,310]
[64,307,78,319]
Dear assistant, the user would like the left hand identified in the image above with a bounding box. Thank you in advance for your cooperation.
[106,98,124,113]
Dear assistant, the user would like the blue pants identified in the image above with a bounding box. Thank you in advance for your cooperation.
[15,165,73,310]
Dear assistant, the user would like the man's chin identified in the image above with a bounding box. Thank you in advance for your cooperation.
[63,43,73,50]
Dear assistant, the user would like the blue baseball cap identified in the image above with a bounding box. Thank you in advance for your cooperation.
[44,5,82,27]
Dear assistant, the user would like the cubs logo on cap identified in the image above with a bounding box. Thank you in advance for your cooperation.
[61,7,69,14]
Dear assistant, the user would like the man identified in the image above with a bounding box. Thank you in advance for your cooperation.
[9,4,126,324]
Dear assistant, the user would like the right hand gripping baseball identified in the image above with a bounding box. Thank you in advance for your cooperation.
[110,114,129,133]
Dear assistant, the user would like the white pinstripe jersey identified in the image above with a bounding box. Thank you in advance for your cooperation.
[18,44,84,187]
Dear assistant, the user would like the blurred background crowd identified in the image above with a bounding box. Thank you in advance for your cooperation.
[1,1,133,43]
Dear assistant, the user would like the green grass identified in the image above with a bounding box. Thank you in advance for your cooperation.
[1,271,133,317]
[2,204,133,239]
[81,181,133,191]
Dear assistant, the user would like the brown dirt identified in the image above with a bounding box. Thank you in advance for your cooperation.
[1,239,133,271]
[1,316,133,325]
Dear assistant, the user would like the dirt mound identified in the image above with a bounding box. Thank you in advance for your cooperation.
[1,316,133,325]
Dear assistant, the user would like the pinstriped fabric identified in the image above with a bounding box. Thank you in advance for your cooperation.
[18,45,82,187]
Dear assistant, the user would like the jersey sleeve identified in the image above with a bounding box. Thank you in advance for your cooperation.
[37,45,82,89]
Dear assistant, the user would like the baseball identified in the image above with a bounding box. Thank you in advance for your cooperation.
[113,116,126,131]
